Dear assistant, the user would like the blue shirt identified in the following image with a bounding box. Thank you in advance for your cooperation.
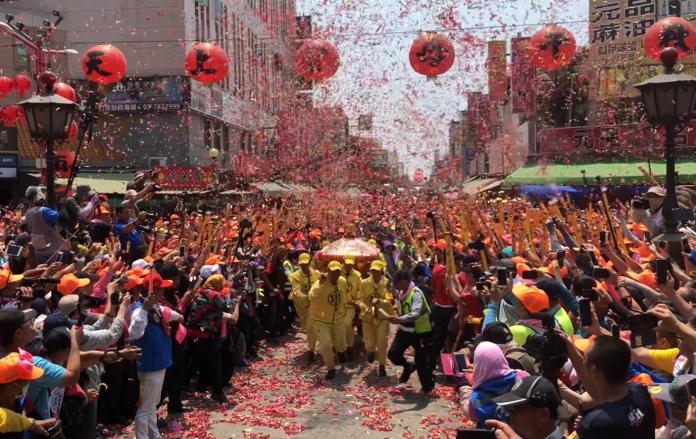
[27,355,66,420]
[113,217,144,251]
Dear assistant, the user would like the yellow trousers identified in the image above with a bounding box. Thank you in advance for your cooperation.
[295,305,318,352]
[344,306,356,348]
[314,320,346,369]
[362,320,389,366]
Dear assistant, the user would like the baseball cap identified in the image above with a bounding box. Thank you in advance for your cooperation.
[57,273,91,296]
[0,350,44,384]
[512,284,550,313]
[327,261,342,272]
[344,254,356,265]
[370,260,385,272]
[647,186,666,198]
[42,314,73,335]
[0,269,24,290]
[298,253,311,265]
[141,272,173,288]
[493,375,561,412]
[122,274,143,291]
[627,269,658,289]
[535,278,564,303]
[131,259,152,270]
[647,374,696,409]
[58,294,79,315]
[200,264,220,279]
[205,255,221,265]
[475,322,513,345]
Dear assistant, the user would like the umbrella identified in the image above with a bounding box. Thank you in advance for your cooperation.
[314,238,380,263]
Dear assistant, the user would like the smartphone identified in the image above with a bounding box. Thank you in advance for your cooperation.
[521,270,539,280]
[644,230,652,242]
[110,292,120,306]
[599,230,607,246]
[578,298,593,326]
[453,352,467,372]
[179,245,186,257]
[580,288,599,301]
[496,267,507,286]
[656,258,670,284]
[475,282,485,292]
[628,313,659,348]
[556,250,565,266]
[683,238,691,254]
[611,324,620,338]
[58,250,74,265]
[593,267,611,279]
[4,244,22,257]
[456,429,496,439]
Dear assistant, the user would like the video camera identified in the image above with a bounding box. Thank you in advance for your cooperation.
[524,312,568,372]
[632,196,649,210]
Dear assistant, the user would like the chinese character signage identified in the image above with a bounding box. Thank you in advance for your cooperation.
[590,0,656,98]
[100,76,188,113]
[511,37,535,113]
[151,165,214,190]
[487,41,507,101]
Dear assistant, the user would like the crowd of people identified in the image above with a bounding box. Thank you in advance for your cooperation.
[2,172,696,439]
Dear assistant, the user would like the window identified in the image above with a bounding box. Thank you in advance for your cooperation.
[194,1,201,41]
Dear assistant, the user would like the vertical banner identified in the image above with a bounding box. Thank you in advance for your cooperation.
[487,41,508,101]
[511,37,535,113]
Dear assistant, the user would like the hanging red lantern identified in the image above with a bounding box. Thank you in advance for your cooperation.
[528,25,576,69]
[1,105,21,127]
[184,42,228,84]
[55,151,76,178]
[13,75,31,97]
[54,82,77,102]
[68,121,79,140]
[296,39,340,80]
[0,76,13,96]
[409,32,455,77]
[644,17,696,61]
[81,44,127,84]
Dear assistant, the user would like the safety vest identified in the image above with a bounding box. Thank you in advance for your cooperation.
[554,306,574,337]
[399,286,431,333]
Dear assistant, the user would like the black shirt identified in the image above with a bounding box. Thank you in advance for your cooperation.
[577,382,655,439]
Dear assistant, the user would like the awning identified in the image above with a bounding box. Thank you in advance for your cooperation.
[503,160,696,188]
[461,177,501,195]
[16,119,127,161]
[55,173,134,194]
[251,181,292,195]
[478,179,503,193]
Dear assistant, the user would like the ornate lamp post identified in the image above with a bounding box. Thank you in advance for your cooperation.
[635,47,696,264]
[19,72,78,208]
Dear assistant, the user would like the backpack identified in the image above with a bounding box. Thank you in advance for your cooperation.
[187,289,220,333]
[505,347,538,375]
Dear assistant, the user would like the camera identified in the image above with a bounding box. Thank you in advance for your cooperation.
[593,266,611,279]
[632,197,649,210]
[524,313,568,372]
[628,313,658,348]
[79,292,106,309]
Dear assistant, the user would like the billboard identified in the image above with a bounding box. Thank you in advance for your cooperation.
[486,41,507,101]
[511,37,535,113]
[101,76,188,113]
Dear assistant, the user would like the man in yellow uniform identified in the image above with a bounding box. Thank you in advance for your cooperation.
[342,255,362,361]
[309,260,348,379]
[359,260,393,376]
[289,253,321,361]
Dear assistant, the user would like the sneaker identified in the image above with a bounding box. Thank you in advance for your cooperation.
[307,351,315,362]
[325,369,337,380]
[399,362,415,383]
[337,352,347,364]
[378,365,387,377]
[367,352,375,364]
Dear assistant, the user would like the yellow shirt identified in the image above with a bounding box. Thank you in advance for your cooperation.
[343,268,362,304]
[647,347,680,374]
[309,277,347,324]
[289,268,320,309]
[359,275,394,324]
[0,408,33,433]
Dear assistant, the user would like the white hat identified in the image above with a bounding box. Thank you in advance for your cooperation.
[131,259,152,270]
[200,264,220,279]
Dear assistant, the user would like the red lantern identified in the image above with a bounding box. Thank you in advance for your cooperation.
[1,105,21,127]
[81,44,127,84]
[296,39,340,80]
[0,76,13,96]
[54,82,77,102]
[409,32,455,77]
[644,17,696,61]
[13,75,31,97]
[55,151,76,178]
[528,25,576,69]
[68,121,79,140]
[184,42,228,84]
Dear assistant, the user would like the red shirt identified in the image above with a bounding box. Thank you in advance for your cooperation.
[430,264,455,307]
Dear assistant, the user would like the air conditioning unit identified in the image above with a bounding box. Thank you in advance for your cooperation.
[149,157,167,167]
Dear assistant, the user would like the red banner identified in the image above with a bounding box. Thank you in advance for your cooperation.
[152,166,214,190]
[511,37,535,113]
[487,41,507,101]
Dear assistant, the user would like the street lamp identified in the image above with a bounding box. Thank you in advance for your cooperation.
[19,71,78,208]
[209,147,219,164]
[635,47,696,265]
[209,147,219,192]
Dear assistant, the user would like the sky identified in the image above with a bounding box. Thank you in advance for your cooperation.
[295,0,589,178]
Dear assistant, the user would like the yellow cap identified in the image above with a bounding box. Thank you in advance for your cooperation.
[370,260,384,272]
[344,254,356,265]
[298,253,311,265]
[368,239,377,247]
[328,261,342,272]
